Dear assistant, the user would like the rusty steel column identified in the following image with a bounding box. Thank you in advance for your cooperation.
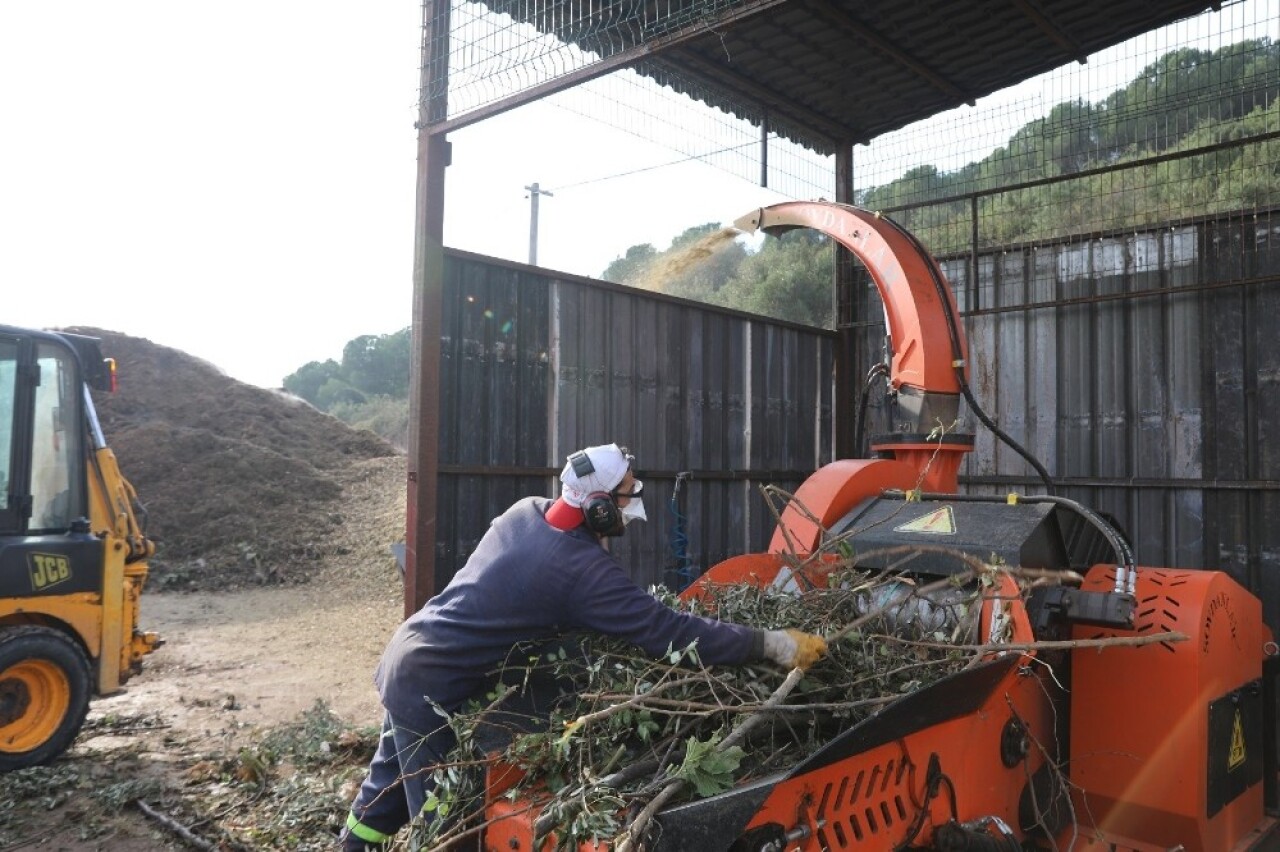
[833,142,856,459]
[407,0,451,617]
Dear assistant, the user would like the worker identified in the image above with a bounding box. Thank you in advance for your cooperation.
[341,442,827,850]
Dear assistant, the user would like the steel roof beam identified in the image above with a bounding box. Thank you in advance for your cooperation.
[655,49,858,146]
[801,0,974,107]
[1007,0,1088,63]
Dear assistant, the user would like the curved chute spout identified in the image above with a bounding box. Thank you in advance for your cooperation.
[735,201,970,435]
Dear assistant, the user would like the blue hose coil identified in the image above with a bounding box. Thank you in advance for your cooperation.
[667,473,697,590]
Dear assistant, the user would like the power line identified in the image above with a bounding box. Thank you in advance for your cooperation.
[546,136,771,193]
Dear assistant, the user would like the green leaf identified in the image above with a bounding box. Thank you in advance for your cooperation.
[674,735,746,797]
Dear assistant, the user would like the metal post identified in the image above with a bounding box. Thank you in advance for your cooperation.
[760,114,769,188]
[407,0,452,617]
[525,182,553,266]
[970,194,980,312]
[834,142,856,460]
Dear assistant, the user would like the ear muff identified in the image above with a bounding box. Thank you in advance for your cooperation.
[568,451,624,536]
[582,492,623,536]
[569,451,595,478]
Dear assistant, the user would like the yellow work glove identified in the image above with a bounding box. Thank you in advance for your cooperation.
[763,629,829,670]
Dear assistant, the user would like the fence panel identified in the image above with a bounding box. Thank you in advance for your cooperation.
[436,251,835,591]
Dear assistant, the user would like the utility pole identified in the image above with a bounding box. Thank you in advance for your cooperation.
[525,182,553,265]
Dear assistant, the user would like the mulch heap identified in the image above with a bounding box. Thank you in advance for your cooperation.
[66,328,400,591]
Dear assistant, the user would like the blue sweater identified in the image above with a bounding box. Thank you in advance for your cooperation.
[375,496,764,719]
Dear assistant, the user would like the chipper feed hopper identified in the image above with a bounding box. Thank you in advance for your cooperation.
[477,202,1280,852]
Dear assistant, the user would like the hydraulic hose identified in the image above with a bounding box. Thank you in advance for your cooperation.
[1022,494,1136,595]
[853,362,889,457]
[880,214,1057,494]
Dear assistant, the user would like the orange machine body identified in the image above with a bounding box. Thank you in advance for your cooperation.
[1068,565,1277,852]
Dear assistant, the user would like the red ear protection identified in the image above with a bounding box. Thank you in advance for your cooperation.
[568,450,623,536]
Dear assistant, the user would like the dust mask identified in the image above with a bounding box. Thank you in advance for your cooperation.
[620,495,647,526]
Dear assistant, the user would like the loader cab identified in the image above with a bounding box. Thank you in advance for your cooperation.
[0,329,93,538]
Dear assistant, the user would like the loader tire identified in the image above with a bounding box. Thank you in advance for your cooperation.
[0,626,92,771]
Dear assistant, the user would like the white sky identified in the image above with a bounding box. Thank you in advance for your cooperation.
[3,3,1267,388]
[0,2,792,388]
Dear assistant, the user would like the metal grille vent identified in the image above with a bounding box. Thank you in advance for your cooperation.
[1090,568,1189,653]
[813,756,912,848]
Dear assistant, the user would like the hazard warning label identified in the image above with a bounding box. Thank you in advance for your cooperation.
[1229,709,1247,770]
[1208,685,1262,817]
[894,505,957,535]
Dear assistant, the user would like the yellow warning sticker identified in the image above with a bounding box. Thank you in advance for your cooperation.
[894,506,957,536]
[1229,709,1247,770]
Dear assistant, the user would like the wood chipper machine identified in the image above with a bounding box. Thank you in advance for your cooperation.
[473,202,1280,852]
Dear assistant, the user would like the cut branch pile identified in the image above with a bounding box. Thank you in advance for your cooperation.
[415,564,987,851]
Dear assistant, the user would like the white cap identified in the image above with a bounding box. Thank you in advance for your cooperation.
[559,443,630,508]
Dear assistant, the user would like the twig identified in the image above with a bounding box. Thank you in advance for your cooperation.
[133,799,219,851]
[614,668,806,852]
[597,692,900,715]
[874,631,1189,654]
[0,830,47,851]
[422,798,539,852]
[82,722,172,737]
[1008,692,1076,851]
[757,484,806,568]
[564,676,705,735]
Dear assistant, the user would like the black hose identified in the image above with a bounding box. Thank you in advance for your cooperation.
[853,362,889,457]
[1022,494,1136,575]
[958,381,1056,494]
[879,213,1056,494]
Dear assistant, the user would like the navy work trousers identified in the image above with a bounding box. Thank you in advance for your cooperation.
[343,707,456,850]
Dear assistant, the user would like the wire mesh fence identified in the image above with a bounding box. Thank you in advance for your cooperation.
[855,1,1279,259]
[437,0,770,118]
[431,0,1276,233]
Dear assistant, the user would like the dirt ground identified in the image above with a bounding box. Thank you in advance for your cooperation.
[2,332,417,851]
[3,455,409,851]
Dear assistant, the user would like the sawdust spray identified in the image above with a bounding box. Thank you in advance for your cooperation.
[637,227,741,293]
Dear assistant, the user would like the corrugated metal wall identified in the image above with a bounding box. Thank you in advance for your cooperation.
[437,209,1278,626]
[435,250,835,591]
[855,208,1280,627]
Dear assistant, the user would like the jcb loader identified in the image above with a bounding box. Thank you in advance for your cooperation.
[0,325,159,770]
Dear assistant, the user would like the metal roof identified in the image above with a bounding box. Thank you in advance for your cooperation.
[517,0,1223,154]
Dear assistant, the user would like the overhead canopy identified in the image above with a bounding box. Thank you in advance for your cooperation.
[480,0,1220,154]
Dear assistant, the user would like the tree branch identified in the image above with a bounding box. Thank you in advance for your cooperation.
[614,667,806,852]
[875,630,1189,654]
[133,799,219,852]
